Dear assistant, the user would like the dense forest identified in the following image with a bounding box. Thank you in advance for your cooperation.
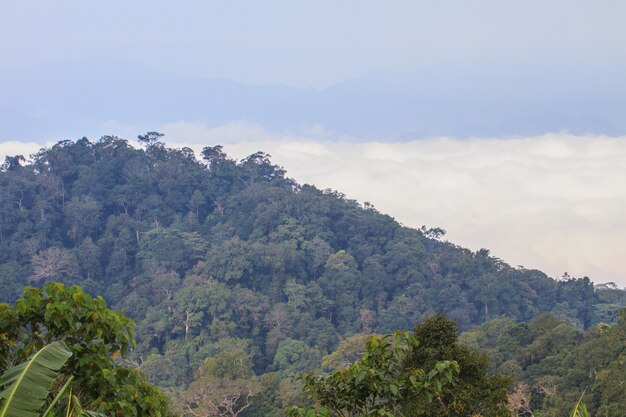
[461,311,625,416]
[1,135,624,416]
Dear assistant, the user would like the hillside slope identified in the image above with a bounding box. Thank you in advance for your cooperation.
[0,136,622,383]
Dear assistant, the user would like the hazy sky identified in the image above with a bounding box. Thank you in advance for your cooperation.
[2,1,625,87]
[2,1,626,286]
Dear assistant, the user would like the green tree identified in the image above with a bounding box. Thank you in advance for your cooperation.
[64,196,101,242]
[318,250,362,332]
[287,331,459,417]
[321,333,373,371]
[402,314,512,417]
[0,283,171,417]
[272,338,321,377]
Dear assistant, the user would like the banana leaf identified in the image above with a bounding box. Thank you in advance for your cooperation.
[0,340,72,417]
[569,390,590,417]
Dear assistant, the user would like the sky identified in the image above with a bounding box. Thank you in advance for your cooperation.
[1,1,626,286]
[2,1,624,88]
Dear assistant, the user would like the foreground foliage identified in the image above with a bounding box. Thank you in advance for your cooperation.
[403,314,511,417]
[0,283,172,417]
[287,331,460,417]
[0,340,72,417]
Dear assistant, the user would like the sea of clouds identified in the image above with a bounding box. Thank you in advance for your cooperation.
[2,122,625,287]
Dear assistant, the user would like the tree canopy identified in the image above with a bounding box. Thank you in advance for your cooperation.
[0,136,624,416]
[460,310,626,417]
[402,314,511,417]
[287,331,460,417]
[0,282,171,417]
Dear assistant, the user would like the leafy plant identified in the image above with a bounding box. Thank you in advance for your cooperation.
[569,391,590,417]
[286,331,459,417]
[0,340,72,417]
[0,283,171,417]
[403,314,512,417]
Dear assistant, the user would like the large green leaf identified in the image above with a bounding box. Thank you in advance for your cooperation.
[0,340,73,417]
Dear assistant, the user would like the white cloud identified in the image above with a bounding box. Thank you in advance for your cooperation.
[200,131,626,287]
[2,127,626,287]
[0,140,55,160]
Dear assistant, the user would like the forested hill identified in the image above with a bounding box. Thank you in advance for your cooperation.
[0,135,623,380]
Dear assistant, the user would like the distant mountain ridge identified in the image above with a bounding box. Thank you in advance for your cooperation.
[2,65,625,141]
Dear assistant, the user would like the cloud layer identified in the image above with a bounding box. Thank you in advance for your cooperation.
[2,127,626,287]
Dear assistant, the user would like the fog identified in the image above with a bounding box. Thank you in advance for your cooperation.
[3,128,626,287]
